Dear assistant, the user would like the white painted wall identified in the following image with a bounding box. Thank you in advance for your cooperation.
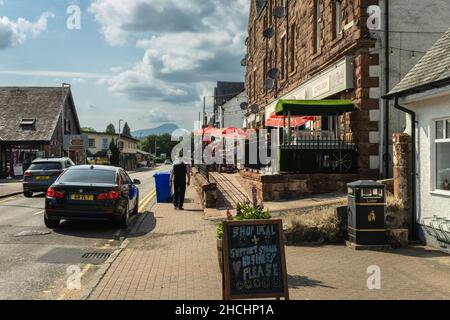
[219,91,247,129]
[376,0,450,176]
[401,88,450,224]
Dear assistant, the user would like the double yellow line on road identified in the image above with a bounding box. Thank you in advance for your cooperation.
[138,189,156,213]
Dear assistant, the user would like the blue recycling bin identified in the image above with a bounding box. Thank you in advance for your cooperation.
[154,172,172,203]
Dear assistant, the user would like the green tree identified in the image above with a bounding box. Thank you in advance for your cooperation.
[140,133,180,158]
[122,122,131,137]
[109,138,120,166]
[81,127,96,133]
[141,135,159,155]
[106,123,116,134]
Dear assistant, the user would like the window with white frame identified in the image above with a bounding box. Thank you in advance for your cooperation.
[435,118,450,191]
[280,34,287,79]
[314,0,322,53]
[334,0,343,38]
[102,138,109,150]
[88,139,96,148]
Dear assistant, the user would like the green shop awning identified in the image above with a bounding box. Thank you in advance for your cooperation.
[275,100,355,116]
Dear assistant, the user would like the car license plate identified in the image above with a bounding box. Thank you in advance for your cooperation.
[36,176,50,180]
[71,194,94,201]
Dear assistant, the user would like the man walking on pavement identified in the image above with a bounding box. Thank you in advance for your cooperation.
[170,159,191,210]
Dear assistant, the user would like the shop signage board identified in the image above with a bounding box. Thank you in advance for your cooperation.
[13,164,23,176]
[63,134,88,151]
[222,220,289,300]
[264,56,354,120]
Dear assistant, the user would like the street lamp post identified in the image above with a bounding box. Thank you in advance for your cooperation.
[153,138,160,159]
[61,83,71,158]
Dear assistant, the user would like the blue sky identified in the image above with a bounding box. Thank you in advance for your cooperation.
[0,0,249,132]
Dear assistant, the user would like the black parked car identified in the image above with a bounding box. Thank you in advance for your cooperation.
[44,165,140,229]
[23,158,75,197]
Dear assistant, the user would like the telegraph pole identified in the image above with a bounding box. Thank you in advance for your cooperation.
[203,96,206,127]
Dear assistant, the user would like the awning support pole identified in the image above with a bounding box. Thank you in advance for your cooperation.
[336,112,341,147]
[343,112,347,145]
[288,111,291,146]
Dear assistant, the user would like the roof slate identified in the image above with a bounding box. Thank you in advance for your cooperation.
[0,87,69,142]
[214,81,245,107]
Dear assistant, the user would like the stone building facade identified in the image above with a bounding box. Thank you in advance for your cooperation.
[244,0,381,200]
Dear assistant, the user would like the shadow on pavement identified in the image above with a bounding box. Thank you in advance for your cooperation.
[52,220,122,240]
[382,246,450,258]
[288,274,336,289]
[126,211,157,238]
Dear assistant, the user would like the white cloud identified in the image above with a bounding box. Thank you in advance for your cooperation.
[0,11,54,50]
[98,61,190,101]
[90,0,250,104]
[88,0,136,46]
[88,0,217,46]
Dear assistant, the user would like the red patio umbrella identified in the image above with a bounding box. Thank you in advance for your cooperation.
[265,112,315,128]
[193,126,222,142]
[221,127,253,139]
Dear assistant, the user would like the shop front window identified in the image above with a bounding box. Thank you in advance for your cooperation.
[435,119,450,191]
[102,138,109,150]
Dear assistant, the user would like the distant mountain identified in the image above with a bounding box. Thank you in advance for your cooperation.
[132,123,179,139]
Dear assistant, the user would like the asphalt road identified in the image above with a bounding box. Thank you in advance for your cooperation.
[0,165,171,300]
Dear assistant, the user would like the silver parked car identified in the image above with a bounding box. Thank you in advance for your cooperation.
[23,158,75,197]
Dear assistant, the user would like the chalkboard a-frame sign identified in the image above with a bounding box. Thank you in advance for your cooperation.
[222,220,289,300]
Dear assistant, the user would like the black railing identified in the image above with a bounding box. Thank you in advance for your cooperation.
[243,138,272,170]
[279,136,357,173]
[242,135,358,174]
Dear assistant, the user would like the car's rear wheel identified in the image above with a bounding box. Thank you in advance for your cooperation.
[44,215,60,229]
[117,203,130,229]
[23,191,33,198]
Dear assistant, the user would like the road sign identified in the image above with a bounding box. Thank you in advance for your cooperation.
[107,150,112,159]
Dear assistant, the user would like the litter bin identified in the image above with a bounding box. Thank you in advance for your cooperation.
[347,180,386,246]
[154,172,172,203]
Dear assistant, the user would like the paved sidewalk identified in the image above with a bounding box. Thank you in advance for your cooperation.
[89,186,450,301]
[89,187,222,300]
[286,245,450,300]
[0,180,23,198]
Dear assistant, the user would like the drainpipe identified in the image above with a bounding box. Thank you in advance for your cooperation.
[285,0,289,82]
[393,97,417,240]
[383,0,390,177]
[61,83,70,158]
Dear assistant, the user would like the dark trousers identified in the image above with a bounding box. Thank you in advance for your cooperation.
[173,181,186,209]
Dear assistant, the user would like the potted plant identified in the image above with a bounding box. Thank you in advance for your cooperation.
[216,203,271,273]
